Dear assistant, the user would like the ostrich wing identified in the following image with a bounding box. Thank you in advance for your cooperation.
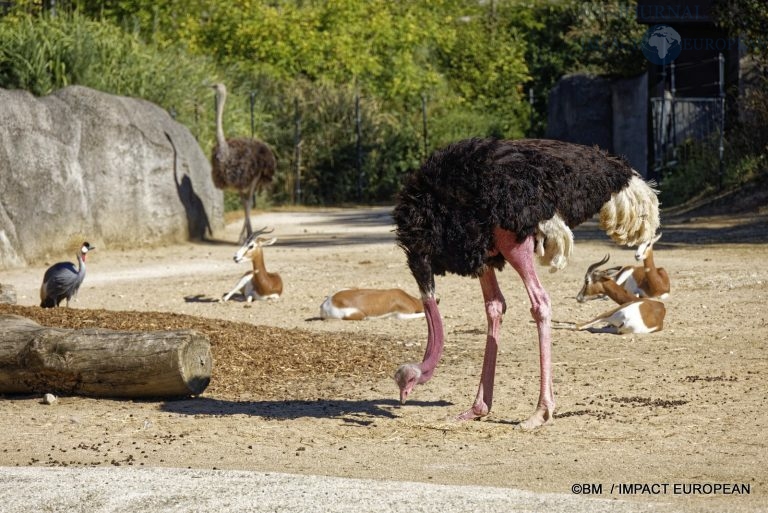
[395,138,636,278]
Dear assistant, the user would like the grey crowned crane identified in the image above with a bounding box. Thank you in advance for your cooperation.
[393,138,660,430]
[40,242,94,308]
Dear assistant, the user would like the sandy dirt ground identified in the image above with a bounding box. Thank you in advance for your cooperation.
[1,206,767,512]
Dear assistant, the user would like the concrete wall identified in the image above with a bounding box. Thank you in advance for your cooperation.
[546,73,648,176]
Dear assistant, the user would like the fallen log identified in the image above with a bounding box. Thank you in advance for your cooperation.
[0,314,212,398]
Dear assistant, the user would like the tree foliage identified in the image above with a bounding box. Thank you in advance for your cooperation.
[0,0,670,206]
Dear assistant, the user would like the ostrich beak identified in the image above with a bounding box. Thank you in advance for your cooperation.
[399,381,417,405]
[394,363,421,405]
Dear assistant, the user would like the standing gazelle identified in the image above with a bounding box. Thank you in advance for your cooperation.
[221,227,283,302]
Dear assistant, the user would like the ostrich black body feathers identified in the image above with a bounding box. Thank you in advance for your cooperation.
[393,138,638,283]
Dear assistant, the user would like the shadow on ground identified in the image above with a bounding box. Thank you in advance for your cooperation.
[161,397,452,420]
[574,213,768,246]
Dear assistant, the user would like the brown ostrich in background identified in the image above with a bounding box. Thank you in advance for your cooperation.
[210,83,276,242]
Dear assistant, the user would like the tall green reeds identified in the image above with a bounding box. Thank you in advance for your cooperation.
[0,12,217,143]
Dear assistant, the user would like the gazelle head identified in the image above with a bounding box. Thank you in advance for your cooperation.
[635,232,662,262]
[576,254,612,303]
[233,227,276,264]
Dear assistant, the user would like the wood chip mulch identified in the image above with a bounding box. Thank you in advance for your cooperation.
[0,304,411,401]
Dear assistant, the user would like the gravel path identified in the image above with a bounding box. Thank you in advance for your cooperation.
[0,466,676,513]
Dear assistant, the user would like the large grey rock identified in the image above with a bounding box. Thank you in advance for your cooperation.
[0,86,223,269]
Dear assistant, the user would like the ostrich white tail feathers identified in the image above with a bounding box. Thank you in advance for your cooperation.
[536,214,574,273]
[600,174,660,247]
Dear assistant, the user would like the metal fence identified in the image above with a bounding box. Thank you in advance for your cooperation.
[650,95,724,171]
[650,54,726,186]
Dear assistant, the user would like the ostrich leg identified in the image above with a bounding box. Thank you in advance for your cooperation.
[496,228,555,430]
[457,268,506,420]
[239,179,259,243]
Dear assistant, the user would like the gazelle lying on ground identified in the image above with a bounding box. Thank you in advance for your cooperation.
[221,227,283,302]
[576,233,670,302]
[574,274,666,334]
[320,288,424,320]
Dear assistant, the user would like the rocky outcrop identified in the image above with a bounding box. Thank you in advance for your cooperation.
[0,86,223,268]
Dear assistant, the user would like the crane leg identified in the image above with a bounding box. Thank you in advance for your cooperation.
[495,229,555,430]
[457,268,506,420]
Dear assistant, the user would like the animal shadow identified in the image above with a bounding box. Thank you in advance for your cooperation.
[183,294,220,303]
[161,397,453,420]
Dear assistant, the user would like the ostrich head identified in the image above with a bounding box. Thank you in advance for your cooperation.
[394,363,422,404]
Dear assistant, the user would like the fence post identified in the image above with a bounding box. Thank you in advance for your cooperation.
[528,88,534,135]
[670,61,677,150]
[294,97,302,205]
[249,91,256,138]
[421,93,429,160]
[659,64,667,172]
[355,93,363,201]
[718,52,725,191]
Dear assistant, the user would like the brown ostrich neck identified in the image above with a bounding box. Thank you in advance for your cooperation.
[215,89,229,153]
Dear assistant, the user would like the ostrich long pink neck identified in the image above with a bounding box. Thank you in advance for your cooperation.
[417,296,444,382]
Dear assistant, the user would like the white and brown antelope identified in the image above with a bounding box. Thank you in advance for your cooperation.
[576,233,670,303]
[320,288,424,320]
[576,298,666,334]
[221,227,283,302]
[576,273,666,334]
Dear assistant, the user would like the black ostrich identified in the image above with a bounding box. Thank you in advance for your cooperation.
[210,83,276,242]
[393,138,660,430]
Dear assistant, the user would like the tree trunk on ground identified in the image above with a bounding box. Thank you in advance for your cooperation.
[0,314,212,398]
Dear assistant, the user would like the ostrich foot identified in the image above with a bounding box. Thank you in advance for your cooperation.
[518,406,554,431]
[456,401,489,421]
